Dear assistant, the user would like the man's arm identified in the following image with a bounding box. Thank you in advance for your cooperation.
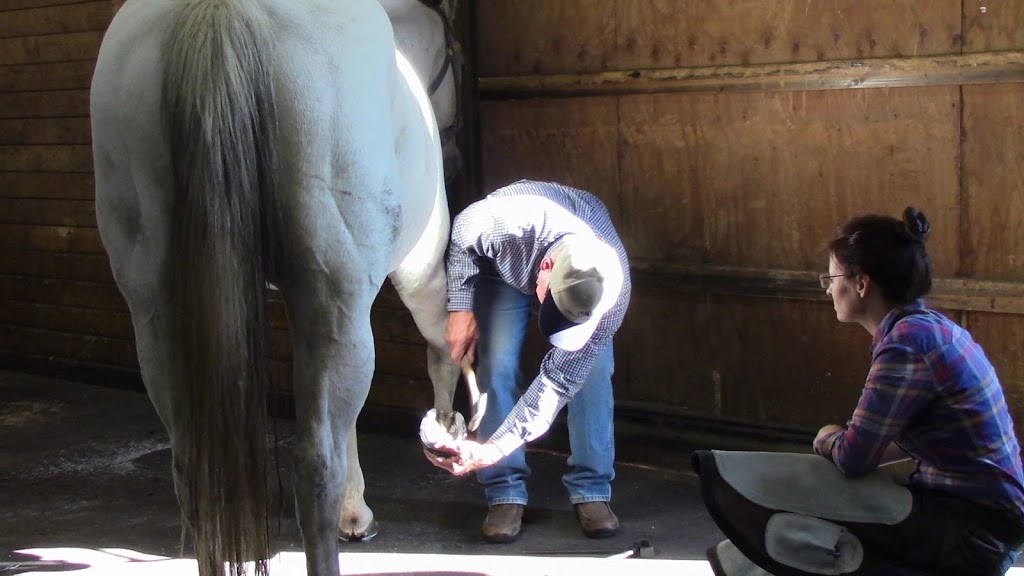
[445,202,492,314]
[488,337,608,456]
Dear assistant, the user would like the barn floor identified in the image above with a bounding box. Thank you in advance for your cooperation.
[0,369,723,575]
[3,369,1022,576]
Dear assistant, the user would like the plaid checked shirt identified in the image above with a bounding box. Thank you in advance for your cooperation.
[447,180,631,456]
[815,300,1024,521]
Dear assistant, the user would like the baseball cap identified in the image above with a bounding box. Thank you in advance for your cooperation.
[538,235,622,351]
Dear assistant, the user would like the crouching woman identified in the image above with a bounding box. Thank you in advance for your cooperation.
[695,207,1024,576]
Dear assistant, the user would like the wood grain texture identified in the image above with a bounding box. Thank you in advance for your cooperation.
[479,51,1024,99]
[1,0,105,11]
[0,31,103,65]
[0,90,90,118]
[1,224,104,253]
[0,300,132,339]
[961,311,1024,434]
[0,275,123,309]
[632,262,1024,316]
[0,198,96,226]
[617,0,960,70]
[479,97,622,217]
[0,60,95,91]
[476,0,961,76]
[475,0,617,76]
[0,117,91,144]
[0,144,92,171]
[0,323,137,367]
[619,86,961,271]
[0,249,113,282]
[962,83,1024,281]
[963,0,1024,52]
[625,291,871,428]
[0,2,111,39]
[0,172,96,199]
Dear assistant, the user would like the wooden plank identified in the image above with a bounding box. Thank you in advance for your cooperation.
[0,2,111,39]
[0,0,101,11]
[364,373,433,413]
[0,224,104,253]
[618,87,961,271]
[0,300,132,339]
[0,31,102,65]
[962,83,1024,281]
[0,89,90,118]
[479,51,1024,99]
[0,324,137,367]
[964,0,1024,52]
[0,275,123,309]
[960,311,1024,440]
[475,0,617,76]
[633,262,1024,316]
[0,144,92,171]
[625,291,869,429]
[0,117,91,144]
[0,198,95,226]
[479,97,621,217]
[616,0,960,71]
[0,60,95,91]
[370,307,425,345]
[476,0,961,76]
[0,172,95,199]
[0,249,112,282]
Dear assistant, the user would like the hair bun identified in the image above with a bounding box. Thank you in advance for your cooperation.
[902,207,931,242]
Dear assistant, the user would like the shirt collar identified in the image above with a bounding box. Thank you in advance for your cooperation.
[872,298,928,350]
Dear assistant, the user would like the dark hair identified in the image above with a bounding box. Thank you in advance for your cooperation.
[828,206,932,305]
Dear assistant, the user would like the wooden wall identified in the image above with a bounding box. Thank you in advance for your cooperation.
[2,0,1023,445]
[473,0,1024,437]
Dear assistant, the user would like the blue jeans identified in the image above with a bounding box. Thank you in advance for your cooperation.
[471,273,616,506]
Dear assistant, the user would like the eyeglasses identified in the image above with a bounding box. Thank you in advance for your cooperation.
[818,273,850,289]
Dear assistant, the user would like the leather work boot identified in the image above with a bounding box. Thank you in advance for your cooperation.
[574,501,619,538]
[481,503,524,543]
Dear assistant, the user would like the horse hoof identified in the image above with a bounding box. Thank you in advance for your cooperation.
[339,520,379,543]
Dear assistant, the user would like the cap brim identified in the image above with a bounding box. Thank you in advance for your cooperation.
[539,292,599,352]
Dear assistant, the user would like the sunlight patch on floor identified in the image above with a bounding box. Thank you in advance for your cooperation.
[11,547,1024,575]
[10,547,715,575]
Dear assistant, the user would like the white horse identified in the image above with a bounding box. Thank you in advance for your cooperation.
[380,0,463,185]
[91,0,462,574]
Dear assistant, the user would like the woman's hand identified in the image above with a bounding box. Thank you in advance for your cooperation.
[813,424,845,457]
[423,438,504,476]
[445,311,479,365]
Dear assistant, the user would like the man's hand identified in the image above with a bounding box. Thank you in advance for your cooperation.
[423,438,504,476]
[813,424,844,457]
[445,311,479,365]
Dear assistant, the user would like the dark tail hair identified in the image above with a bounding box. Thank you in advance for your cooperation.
[162,1,280,574]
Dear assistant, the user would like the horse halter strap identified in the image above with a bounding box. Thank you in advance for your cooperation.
[417,0,463,147]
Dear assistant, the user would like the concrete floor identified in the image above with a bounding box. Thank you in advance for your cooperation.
[5,370,1022,576]
[0,370,723,575]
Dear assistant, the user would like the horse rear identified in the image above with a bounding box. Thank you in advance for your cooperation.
[91,1,459,575]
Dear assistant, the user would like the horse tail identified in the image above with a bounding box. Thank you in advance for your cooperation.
[162,1,280,574]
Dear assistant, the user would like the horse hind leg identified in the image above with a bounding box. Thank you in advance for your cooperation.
[338,428,377,541]
[282,283,378,562]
